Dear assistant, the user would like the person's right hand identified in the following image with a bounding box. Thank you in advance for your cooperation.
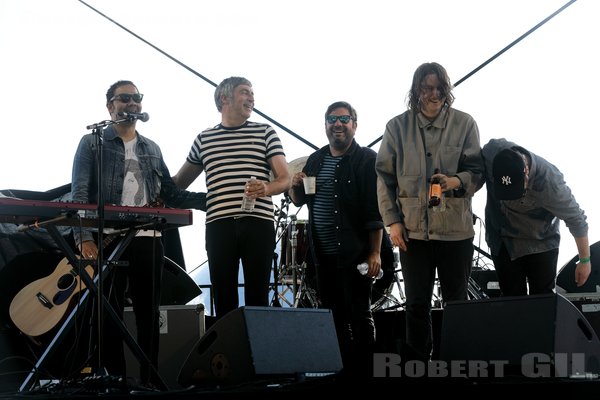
[291,172,306,188]
[80,240,98,259]
[389,222,408,252]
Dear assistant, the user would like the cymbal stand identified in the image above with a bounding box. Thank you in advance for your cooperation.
[289,216,299,299]
[270,197,290,307]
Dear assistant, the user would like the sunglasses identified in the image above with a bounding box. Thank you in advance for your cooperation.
[326,115,354,124]
[110,93,144,103]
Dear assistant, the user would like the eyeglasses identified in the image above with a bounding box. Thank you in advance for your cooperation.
[326,115,354,124]
[109,93,144,103]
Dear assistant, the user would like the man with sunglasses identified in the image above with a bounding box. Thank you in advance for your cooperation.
[482,138,591,296]
[173,76,291,319]
[289,101,393,377]
[376,62,484,362]
[71,80,206,388]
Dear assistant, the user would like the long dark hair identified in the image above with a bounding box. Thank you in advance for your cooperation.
[407,62,454,111]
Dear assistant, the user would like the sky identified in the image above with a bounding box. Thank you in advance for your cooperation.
[1,0,598,310]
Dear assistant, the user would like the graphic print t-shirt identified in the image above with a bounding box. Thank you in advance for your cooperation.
[121,137,147,207]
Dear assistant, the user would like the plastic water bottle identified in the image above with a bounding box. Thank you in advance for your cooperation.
[357,262,383,280]
[241,176,257,212]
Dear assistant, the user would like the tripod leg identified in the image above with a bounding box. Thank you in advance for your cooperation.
[293,263,319,308]
[270,252,281,307]
[394,270,406,302]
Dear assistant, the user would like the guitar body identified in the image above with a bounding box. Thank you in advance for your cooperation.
[9,257,94,337]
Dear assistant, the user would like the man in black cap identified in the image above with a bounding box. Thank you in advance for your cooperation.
[481,138,591,296]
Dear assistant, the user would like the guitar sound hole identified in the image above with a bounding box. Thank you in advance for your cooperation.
[57,274,75,290]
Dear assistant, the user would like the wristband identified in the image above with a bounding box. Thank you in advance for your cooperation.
[578,256,591,264]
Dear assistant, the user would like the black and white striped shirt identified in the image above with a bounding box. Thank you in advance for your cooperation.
[186,121,285,223]
[313,153,341,254]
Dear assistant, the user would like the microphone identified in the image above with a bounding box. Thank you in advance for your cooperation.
[118,111,150,122]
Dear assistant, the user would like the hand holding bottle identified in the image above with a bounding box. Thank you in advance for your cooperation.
[241,176,258,212]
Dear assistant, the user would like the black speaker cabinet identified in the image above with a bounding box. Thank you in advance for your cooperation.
[440,293,600,376]
[124,304,205,389]
[178,306,343,386]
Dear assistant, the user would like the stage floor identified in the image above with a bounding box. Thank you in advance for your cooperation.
[3,374,600,399]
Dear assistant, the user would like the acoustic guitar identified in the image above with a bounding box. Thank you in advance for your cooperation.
[9,255,95,337]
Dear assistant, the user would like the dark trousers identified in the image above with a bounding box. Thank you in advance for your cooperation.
[101,236,164,385]
[315,252,375,376]
[400,238,473,360]
[206,217,275,319]
[492,244,557,296]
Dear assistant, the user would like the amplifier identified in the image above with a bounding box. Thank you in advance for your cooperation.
[123,304,205,389]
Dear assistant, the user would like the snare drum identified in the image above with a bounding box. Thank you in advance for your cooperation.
[281,220,310,266]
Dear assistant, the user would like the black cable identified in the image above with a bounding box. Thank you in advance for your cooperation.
[77,0,318,151]
[366,0,577,149]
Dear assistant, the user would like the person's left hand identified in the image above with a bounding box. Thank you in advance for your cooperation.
[245,178,268,198]
[432,173,462,191]
[575,261,591,287]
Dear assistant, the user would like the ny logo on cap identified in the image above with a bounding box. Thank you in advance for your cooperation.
[501,176,512,186]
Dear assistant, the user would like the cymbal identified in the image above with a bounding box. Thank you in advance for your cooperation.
[287,156,309,176]
[271,156,309,180]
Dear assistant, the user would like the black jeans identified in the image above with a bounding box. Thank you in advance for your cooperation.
[492,244,558,296]
[206,217,275,318]
[400,238,473,360]
[101,236,164,385]
[315,252,375,375]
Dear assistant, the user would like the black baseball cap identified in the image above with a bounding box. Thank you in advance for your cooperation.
[492,148,526,200]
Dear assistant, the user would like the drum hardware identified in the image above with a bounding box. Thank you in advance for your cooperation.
[270,207,319,308]
[467,276,489,300]
[270,196,291,307]
[371,266,406,312]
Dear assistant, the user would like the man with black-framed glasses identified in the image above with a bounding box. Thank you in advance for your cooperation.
[71,80,206,389]
[289,101,393,377]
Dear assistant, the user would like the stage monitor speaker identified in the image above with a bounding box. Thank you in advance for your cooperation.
[440,293,600,376]
[160,256,201,305]
[557,241,600,293]
[563,293,600,339]
[178,306,342,386]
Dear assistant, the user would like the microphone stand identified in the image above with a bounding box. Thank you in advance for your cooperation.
[85,116,167,390]
[86,116,130,377]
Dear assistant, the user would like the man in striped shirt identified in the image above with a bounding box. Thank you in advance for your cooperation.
[173,77,291,318]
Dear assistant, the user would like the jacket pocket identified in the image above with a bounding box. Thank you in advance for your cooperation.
[398,197,424,232]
